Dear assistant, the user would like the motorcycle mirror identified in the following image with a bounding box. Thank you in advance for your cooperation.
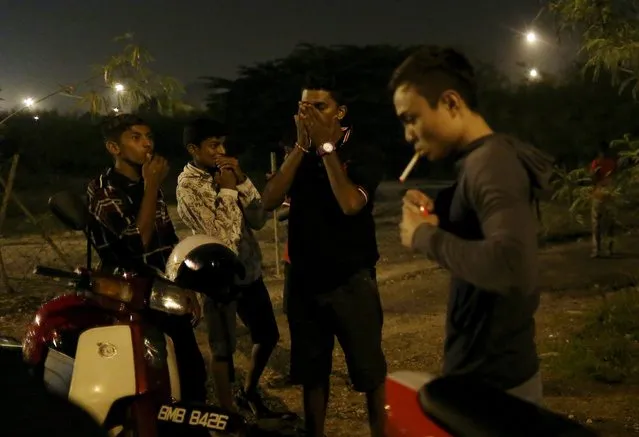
[48,191,88,231]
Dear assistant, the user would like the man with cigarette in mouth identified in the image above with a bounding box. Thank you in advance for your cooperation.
[87,114,207,403]
[262,76,387,437]
[390,46,554,404]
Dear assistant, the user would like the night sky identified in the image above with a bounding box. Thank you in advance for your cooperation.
[0,0,571,111]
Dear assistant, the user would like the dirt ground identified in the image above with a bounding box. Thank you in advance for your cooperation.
[0,180,638,436]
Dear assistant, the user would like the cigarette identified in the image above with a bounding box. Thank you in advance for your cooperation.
[399,152,421,183]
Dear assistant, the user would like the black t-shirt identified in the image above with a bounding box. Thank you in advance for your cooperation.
[287,131,383,292]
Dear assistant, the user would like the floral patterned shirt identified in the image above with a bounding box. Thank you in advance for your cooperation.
[176,163,266,285]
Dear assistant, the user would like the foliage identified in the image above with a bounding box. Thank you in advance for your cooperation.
[0,111,196,178]
[203,43,420,174]
[5,39,639,182]
[1,34,185,129]
[550,134,639,227]
[203,42,639,177]
[79,34,186,116]
[547,0,639,96]
[548,289,639,384]
[0,33,191,176]
[544,0,639,224]
[551,165,593,221]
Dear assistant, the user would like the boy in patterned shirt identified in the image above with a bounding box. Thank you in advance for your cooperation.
[87,114,206,403]
[176,118,283,418]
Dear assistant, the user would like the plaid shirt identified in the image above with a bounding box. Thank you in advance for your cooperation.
[87,167,179,274]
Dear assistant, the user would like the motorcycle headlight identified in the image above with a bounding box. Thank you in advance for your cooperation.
[149,281,193,316]
[92,276,134,303]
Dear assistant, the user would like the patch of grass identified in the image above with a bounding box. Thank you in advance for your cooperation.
[548,289,639,384]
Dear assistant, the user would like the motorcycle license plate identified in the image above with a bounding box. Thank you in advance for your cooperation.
[156,401,243,434]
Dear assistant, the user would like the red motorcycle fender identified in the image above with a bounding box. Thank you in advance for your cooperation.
[385,371,452,437]
[22,293,111,366]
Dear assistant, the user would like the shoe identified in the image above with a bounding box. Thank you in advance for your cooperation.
[235,387,295,420]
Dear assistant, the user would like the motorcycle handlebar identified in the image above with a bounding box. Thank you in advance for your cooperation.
[33,266,80,280]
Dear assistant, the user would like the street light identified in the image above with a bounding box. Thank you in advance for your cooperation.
[33,116,39,121]
[528,68,539,79]
[525,31,537,44]
[114,83,125,93]
[23,97,35,107]
[112,107,120,113]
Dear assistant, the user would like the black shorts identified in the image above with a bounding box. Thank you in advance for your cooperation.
[152,313,207,402]
[204,277,280,359]
[287,268,387,392]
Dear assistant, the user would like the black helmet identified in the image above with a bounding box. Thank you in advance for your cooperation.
[165,235,245,303]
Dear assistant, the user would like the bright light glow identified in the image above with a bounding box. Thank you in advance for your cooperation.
[23,98,35,107]
[112,107,119,113]
[114,83,125,92]
[161,296,183,311]
[526,31,537,44]
[529,68,539,79]
[33,116,39,121]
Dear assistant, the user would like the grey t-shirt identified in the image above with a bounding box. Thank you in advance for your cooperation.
[412,133,554,390]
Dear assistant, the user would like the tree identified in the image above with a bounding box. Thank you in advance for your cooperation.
[1,33,184,127]
[202,44,419,176]
[0,34,187,293]
[200,40,638,180]
[547,0,639,96]
[0,34,188,175]
[546,0,639,215]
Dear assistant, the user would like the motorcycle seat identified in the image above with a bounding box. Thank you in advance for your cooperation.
[419,375,598,437]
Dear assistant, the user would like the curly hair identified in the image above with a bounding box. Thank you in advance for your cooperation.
[100,114,149,143]
[389,46,479,110]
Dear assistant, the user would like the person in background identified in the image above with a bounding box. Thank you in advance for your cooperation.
[391,46,554,405]
[262,76,387,437]
[590,141,617,258]
[86,114,206,403]
[176,118,284,418]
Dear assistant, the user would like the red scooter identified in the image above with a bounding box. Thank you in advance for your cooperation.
[385,370,599,437]
[0,191,260,436]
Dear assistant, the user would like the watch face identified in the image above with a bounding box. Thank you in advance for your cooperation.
[322,142,335,153]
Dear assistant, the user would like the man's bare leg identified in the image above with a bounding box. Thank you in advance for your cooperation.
[211,360,237,412]
[366,383,386,437]
[237,341,284,417]
[303,380,330,437]
[244,342,276,395]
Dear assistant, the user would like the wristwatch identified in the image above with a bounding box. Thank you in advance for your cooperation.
[318,142,335,157]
